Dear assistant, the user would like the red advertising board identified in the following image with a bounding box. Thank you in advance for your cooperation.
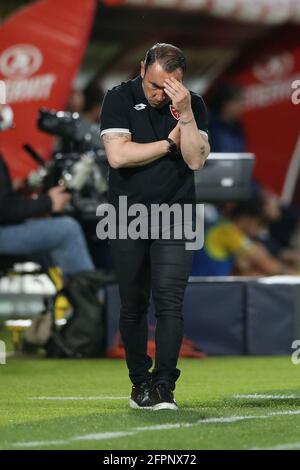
[0,0,96,179]
[230,28,300,200]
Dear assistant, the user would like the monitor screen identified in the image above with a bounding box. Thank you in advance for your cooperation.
[194,153,255,202]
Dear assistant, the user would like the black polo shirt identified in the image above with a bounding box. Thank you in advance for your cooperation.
[100,75,208,212]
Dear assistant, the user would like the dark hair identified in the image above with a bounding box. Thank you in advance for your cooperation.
[83,83,104,113]
[230,201,262,220]
[209,82,243,113]
[144,43,186,73]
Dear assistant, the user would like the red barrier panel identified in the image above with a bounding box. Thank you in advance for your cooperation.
[0,0,96,179]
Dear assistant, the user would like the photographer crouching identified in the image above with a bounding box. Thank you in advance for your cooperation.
[0,103,115,359]
[0,103,95,279]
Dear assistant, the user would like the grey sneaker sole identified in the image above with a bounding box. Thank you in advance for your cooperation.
[152,402,178,411]
[129,399,153,410]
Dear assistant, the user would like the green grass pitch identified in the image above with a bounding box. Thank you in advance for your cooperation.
[1,356,300,450]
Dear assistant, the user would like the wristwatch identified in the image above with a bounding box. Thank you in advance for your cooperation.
[166,137,178,155]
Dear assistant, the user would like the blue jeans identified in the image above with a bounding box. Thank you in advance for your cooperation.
[0,216,94,276]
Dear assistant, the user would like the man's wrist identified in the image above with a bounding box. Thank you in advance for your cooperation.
[162,139,170,155]
[160,139,172,156]
[179,113,194,125]
[166,138,178,154]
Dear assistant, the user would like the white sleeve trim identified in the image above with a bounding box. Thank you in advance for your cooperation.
[100,128,131,137]
[199,130,208,138]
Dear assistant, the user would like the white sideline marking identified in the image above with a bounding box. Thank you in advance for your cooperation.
[12,409,300,448]
[266,442,300,450]
[72,432,135,441]
[133,410,300,431]
[269,410,300,416]
[13,440,68,448]
[28,396,128,400]
[252,442,300,450]
[134,423,190,431]
[13,432,134,448]
[233,394,299,400]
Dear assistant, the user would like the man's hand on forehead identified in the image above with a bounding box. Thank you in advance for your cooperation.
[163,77,192,117]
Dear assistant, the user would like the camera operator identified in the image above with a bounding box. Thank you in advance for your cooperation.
[0,104,95,278]
[82,83,103,125]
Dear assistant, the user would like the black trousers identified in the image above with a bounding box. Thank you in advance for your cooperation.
[109,229,194,390]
